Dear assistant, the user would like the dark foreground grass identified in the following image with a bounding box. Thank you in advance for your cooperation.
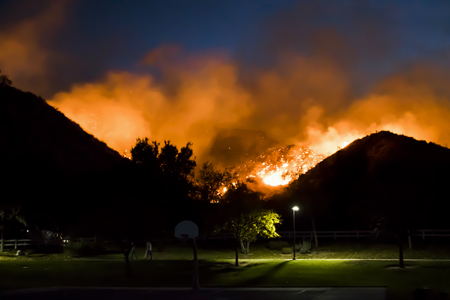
[1,259,449,300]
[1,239,450,299]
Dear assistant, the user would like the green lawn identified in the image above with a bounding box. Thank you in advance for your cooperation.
[0,259,449,300]
[1,239,450,300]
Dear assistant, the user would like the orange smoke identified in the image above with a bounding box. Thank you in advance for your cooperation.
[302,65,450,155]
[50,57,253,160]
[0,1,69,95]
[49,46,450,166]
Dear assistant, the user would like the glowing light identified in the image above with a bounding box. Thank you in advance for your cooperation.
[261,170,292,186]
[122,149,131,159]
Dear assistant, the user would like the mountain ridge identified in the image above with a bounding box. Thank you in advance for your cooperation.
[0,85,127,176]
[285,130,450,229]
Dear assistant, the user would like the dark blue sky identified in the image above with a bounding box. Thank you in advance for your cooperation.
[0,0,449,97]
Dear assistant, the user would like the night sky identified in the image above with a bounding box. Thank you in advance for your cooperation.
[1,0,450,160]
[1,0,448,96]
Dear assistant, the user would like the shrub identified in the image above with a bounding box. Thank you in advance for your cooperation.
[31,244,64,254]
[69,242,106,257]
[281,247,293,254]
[267,240,290,251]
[300,239,312,254]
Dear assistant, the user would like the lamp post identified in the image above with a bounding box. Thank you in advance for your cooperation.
[292,206,299,260]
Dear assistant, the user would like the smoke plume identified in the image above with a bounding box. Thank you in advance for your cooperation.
[3,0,450,165]
[0,0,70,95]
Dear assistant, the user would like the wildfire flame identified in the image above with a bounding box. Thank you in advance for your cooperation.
[236,145,324,188]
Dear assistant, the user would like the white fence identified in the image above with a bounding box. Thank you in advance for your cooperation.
[2,229,450,250]
[205,229,450,241]
[1,239,35,249]
[0,237,97,250]
[409,229,450,240]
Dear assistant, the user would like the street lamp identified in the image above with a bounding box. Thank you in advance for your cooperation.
[292,206,299,260]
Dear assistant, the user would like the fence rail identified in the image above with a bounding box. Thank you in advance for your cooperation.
[409,229,450,240]
[1,239,35,249]
[205,229,450,241]
[2,229,450,250]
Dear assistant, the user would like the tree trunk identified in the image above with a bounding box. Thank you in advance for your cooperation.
[239,238,251,254]
[311,215,318,248]
[397,232,405,269]
[407,230,412,250]
[123,239,132,277]
[235,239,239,266]
[124,252,132,277]
[0,230,4,253]
[192,238,199,290]
[240,238,246,254]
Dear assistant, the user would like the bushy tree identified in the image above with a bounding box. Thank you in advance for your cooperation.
[129,138,197,229]
[130,138,160,169]
[218,182,281,266]
[130,138,196,179]
[235,209,281,255]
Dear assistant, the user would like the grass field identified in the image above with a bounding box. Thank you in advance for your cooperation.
[1,239,450,300]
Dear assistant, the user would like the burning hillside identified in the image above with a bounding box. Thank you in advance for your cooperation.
[233,145,324,189]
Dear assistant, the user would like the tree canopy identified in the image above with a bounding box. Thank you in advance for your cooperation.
[129,138,198,228]
[130,138,196,179]
[196,161,236,203]
[217,182,281,265]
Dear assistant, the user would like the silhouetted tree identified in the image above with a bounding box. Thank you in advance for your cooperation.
[0,205,27,252]
[130,138,196,180]
[379,195,419,268]
[288,174,332,248]
[131,138,160,169]
[0,69,12,87]
[196,161,235,203]
[164,142,195,176]
[86,203,155,277]
[130,138,197,229]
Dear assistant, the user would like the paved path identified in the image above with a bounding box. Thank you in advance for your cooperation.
[0,287,386,300]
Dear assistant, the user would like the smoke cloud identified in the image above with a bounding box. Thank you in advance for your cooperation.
[51,54,254,160]
[3,0,450,165]
[50,49,450,163]
[0,0,70,95]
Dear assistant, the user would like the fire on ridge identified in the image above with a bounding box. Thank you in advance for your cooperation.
[234,145,325,188]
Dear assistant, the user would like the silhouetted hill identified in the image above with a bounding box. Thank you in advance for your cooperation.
[0,85,125,172]
[287,131,450,229]
[0,85,132,230]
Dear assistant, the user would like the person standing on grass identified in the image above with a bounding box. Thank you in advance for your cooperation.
[145,242,152,260]
[129,242,138,260]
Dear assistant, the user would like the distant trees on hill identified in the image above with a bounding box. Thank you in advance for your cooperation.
[131,138,196,180]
